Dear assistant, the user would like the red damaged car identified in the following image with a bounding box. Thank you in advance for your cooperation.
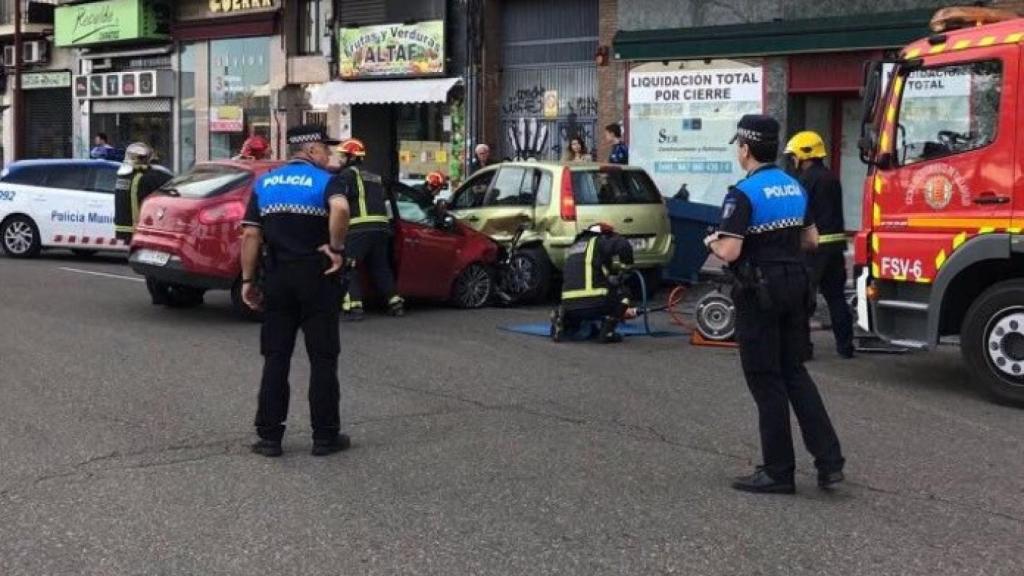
[129,161,500,317]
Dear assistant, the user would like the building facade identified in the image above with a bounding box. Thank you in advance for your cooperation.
[611,0,960,230]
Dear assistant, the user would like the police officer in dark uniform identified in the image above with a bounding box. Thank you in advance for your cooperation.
[336,138,405,320]
[551,223,634,343]
[240,125,352,458]
[784,131,855,359]
[705,115,845,494]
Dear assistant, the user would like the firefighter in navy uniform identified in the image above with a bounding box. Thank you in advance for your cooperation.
[240,125,352,458]
[114,142,174,305]
[551,223,634,343]
[784,131,855,359]
[705,115,845,494]
[336,139,404,320]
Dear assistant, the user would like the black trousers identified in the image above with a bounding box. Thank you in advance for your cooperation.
[732,264,844,481]
[345,229,396,307]
[807,245,855,356]
[255,259,343,442]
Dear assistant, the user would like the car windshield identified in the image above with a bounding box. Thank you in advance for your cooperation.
[571,169,662,205]
[162,165,250,198]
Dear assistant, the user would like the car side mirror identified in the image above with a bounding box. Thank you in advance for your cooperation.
[439,213,457,231]
[435,197,449,213]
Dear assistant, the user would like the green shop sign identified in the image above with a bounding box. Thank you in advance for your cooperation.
[339,20,445,79]
[55,0,170,47]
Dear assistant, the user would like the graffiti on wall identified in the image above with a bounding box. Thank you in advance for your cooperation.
[501,84,598,160]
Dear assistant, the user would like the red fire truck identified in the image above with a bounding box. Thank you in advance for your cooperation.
[857,6,1024,403]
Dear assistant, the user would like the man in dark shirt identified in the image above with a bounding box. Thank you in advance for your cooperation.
[705,115,844,495]
[240,125,352,458]
[784,131,854,359]
[604,123,629,165]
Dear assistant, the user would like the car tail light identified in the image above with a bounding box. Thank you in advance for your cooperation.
[199,201,246,225]
[560,166,576,221]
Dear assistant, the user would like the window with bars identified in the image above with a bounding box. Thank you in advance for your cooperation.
[297,0,325,55]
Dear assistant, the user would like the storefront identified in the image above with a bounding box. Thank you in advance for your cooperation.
[56,0,174,164]
[172,0,281,167]
[310,18,462,183]
[613,8,934,229]
[22,71,74,159]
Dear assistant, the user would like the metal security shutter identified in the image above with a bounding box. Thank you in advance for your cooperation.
[499,0,599,161]
[24,88,72,159]
[92,99,172,114]
[339,0,386,26]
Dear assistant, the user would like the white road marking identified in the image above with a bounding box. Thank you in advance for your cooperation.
[59,267,145,283]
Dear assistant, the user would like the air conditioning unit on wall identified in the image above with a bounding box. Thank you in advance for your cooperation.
[23,40,48,64]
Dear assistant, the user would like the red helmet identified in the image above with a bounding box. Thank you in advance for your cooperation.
[241,135,270,159]
[337,138,366,157]
[425,171,445,189]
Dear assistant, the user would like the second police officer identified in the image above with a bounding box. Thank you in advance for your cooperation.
[336,139,405,321]
[705,115,845,494]
[784,131,855,359]
[240,125,352,458]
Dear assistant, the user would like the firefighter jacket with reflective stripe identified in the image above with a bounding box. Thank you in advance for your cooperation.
[114,166,172,234]
[798,160,846,244]
[343,167,390,232]
[561,231,634,311]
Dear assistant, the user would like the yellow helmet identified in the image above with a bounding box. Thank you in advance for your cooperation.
[784,131,827,161]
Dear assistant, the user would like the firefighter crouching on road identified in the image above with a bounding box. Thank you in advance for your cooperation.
[550,223,635,343]
[240,125,352,458]
[114,142,174,305]
[784,131,855,359]
[336,139,405,320]
[705,114,845,494]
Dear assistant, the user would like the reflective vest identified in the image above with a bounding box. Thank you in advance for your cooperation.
[113,168,150,234]
[562,234,610,307]
[347,167,389,228]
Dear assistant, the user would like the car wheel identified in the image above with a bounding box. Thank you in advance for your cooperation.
[1,215,41,258]
[452,264,493,309]
[165,284,206,309]
[501,247,552,304]
[231,280,263,322]
[962,280,1024,404]
[71,249,98,258]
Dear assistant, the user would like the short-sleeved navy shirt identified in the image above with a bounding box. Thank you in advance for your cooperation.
[242,159,347,261]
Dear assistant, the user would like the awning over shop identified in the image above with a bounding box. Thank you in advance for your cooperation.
[308,77,462,108]
[613,9,934,61]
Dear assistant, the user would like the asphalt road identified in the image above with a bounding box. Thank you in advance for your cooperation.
[1,253,1022,576]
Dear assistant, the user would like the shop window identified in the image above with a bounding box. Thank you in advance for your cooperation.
[896,60,1002,166]
[179,43,197,171]
[210,37,272,160]
[297,0,326,55]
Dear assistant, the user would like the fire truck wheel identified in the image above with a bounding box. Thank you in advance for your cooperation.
[962,279,1024,405]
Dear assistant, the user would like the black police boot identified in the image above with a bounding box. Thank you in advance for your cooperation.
[837,344,855,359]
[251,439,283,458]
[388,296,406,317]
[599,316,623,344]
[550,308,565,342]
[818,470,845,488]
[731,467,796,494]
[312,434,351,456]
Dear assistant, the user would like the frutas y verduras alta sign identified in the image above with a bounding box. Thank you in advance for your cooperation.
[339,20,445,79]
[55,0,170,47]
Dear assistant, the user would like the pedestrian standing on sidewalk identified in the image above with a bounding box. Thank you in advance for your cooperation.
[705,114,845,494]
[562,135,593,163]
[784,131,855,359]
[604,124,629,165]
[240,125,352,458]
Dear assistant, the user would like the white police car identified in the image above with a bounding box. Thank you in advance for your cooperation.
[0,159,166,258]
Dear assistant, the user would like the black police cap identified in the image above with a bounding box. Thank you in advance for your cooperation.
[730,114,780,144]
[287,124,341,146]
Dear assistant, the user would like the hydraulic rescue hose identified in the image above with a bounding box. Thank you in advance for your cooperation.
[628,270,694,336]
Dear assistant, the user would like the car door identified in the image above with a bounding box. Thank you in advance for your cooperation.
[448,167,497,230]
[43,165,95,247]
[82,164,119,248]
[3,165,74,247]
[392,188,459,299]
[450,165,535,243]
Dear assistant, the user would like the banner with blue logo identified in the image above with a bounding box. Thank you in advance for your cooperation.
[628,62,763,206]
